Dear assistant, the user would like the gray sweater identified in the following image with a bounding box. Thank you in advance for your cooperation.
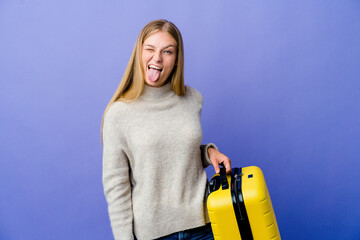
[102,82,217,240]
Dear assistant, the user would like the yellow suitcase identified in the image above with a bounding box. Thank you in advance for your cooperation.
[207,166,281,240]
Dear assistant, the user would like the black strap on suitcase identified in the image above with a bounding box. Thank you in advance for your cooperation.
[217,167,253,240]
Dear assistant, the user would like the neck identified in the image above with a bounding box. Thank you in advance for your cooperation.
[141,81,174,101]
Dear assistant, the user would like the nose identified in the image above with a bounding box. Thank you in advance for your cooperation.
[153,51,162,62]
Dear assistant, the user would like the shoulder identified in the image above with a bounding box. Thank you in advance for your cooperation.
[185,86,204,104]
[105,101,126,119]
[103,101,131,129]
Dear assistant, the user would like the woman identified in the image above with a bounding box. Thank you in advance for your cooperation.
[101,19,231,240]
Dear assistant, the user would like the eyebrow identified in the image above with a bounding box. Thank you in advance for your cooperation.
[143,44,176,49]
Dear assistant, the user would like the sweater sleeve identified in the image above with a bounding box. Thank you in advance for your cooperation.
[200,143,218,168]
[102,106,134,240]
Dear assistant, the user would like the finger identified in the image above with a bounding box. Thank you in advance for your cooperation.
[224,159,232,173]
[213,162,220,174]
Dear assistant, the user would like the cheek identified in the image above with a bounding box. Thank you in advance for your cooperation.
[166,57,177,71]
[141,52,151,65]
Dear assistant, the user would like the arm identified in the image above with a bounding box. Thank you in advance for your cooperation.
[102,111,134,240]
[194,88,231,173]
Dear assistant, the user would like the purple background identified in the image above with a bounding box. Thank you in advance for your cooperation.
[1,0,359,239]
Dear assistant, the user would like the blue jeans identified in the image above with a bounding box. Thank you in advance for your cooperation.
[134,223,214,240]
[154,223,214,240]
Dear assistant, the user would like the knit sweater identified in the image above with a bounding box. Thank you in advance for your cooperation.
[102,82,217,240]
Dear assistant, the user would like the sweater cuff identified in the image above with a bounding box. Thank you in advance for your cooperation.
[200,143,218,168]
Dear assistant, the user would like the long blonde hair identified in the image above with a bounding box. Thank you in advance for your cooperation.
[101,19,185,142]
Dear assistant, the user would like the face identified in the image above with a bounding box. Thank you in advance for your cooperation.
[141,31,177,87]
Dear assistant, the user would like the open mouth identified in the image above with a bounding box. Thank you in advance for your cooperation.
[147,65,163,82]
[148,65,163,72]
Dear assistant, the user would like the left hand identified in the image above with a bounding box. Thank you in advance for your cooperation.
[207,147,232,174]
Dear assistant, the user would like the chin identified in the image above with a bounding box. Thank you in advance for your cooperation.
[145,79,167,87]
[145,80,160,87]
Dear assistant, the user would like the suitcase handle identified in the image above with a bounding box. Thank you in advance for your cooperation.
[220,167,229,190]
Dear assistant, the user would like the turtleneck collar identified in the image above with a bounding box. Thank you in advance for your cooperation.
[140,82,175,101]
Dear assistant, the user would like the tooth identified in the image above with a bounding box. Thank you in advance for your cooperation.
[149,65,161,70]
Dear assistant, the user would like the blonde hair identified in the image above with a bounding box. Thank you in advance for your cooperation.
[100,19,185,142]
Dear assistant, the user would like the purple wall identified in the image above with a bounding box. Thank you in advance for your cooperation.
[1,1,359,239]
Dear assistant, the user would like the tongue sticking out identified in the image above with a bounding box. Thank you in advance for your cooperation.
[147,68,161,82]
